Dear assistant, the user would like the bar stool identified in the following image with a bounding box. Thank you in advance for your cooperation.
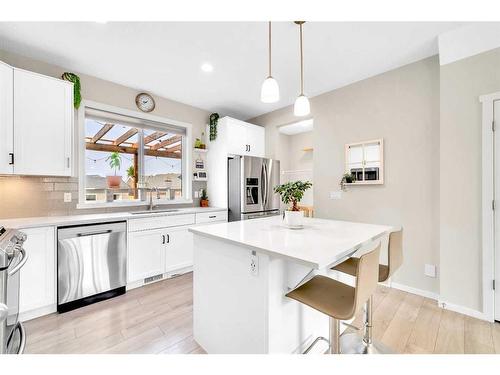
[332,229,403,354]
[286,243,381,354]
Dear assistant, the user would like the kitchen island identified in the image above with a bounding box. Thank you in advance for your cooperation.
[189,216,394,354]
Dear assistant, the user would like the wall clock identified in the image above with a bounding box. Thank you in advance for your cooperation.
[135,93,155,112]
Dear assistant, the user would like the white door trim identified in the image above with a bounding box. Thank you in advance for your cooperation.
[479,91,500,322]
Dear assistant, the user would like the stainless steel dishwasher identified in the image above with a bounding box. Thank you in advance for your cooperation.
[57,221,126,313]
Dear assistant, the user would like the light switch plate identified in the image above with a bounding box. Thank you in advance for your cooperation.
[194,191,199,198]
[424,264,437,278]
[63,192,72,203]
[329,191,342,200]
[250,251,259,276]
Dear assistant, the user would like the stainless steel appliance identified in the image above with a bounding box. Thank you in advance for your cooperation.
[228,155,281,221]
[57,221,126,313]
[0,226,27,354]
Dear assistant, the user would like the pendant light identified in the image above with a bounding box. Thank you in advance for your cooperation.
[260,21,280,103]
[294,21,310,117]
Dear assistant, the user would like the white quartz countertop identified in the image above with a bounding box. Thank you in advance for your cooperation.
[0,206,226,229]
[189,216,395,269]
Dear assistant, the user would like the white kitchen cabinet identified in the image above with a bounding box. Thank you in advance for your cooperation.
[13,68,73,176]
[19,226,56,320]
[208,116,265,208]
[165,226,193,273]
[0,61,14,174]
[127,228,167,283]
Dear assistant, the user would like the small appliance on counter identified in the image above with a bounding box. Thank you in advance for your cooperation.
[57,221,127,313]
[0,226,28,354]
[228,155,281,221]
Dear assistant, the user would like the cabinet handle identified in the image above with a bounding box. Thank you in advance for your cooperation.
[67,157,70,169]
[249,145,251,152]
[209,215,216,218]
[8,153,14,165]
[162,234,166,244]
[166,234,170,243]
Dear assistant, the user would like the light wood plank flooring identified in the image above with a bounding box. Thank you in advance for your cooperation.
[24,272,500,354]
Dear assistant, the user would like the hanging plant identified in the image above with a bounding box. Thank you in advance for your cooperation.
[61,72,82,109]
[209,113,219,141]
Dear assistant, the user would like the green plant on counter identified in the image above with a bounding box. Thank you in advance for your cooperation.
[340,172,356,191]
[61,72,82,109]
[200,189,208,200]
[106,152,122,175]
[273,181,312,211]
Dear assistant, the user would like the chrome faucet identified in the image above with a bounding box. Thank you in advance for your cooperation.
[148,186,160,211]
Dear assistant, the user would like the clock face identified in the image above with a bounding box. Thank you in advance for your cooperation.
[135,93,155,112]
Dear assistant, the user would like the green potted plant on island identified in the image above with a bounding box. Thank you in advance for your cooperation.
[200,189,209,207]
[274,180,312,228]
[105,152,122,189]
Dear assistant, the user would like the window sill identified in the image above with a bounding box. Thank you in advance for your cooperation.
[77,198,194,210]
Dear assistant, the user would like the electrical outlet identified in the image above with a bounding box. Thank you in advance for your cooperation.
[329,191,342,200]
[424,264,437,278]
[63,192,72,203]
[194,191,199,198]
[250,252,259,276]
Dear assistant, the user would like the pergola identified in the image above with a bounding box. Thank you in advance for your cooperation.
[85,123,182,195]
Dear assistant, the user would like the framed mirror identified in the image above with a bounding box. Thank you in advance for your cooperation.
[345,139,384,185]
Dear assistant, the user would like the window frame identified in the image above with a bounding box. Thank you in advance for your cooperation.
[76,100,193,209]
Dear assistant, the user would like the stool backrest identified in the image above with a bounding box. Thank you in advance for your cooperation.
[353,242,381,315]
[387,229,403,278]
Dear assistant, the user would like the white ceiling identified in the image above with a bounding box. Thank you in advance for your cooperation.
[0,22,467,119]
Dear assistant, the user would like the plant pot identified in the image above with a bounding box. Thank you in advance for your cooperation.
[283,210,304,228]
[200,199,209,207]
[106,175,122,189]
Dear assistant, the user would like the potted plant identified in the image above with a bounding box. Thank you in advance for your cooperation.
[340,172,356,191]
[105,152,122,189]
[274,181,312,228]
[200,189,209,207]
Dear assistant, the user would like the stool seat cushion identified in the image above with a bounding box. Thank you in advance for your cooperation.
[333,258,389,282]
[286,275,356,320]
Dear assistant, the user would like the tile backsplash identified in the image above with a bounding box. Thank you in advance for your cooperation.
[0,176,206,219]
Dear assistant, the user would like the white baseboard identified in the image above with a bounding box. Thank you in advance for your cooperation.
[390,281,439,301]
[20,304,57,322]
[389,281,491,322]
[437,299,491,322]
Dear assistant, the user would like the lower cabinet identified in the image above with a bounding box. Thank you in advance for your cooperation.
[165,227,193,273]
[19,226,56,319]
[127,228,167,283]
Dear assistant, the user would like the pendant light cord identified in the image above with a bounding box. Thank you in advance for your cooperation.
[268,21,272,77]
[299,22,304,95]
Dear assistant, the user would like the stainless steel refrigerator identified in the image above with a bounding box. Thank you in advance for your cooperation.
[228,155,280,221]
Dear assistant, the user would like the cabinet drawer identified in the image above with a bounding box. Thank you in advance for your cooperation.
[128,213,195,232]
[196,210,228,224]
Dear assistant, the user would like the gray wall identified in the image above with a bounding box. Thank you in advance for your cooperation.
[440,47,500,311]
[0,49,210,219]
[251,56,440,294]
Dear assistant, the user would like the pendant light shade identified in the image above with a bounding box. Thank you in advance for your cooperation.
[260,21,280,103]
[294,94,310,117]
[294,21,310,117]
[261,76,280,103]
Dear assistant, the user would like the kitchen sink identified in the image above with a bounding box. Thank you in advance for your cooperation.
[131,209,180,215]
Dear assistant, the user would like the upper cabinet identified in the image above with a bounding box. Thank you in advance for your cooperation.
[224,117,265,157]
[0,61,74,176]
[0,61,14,175]
[345,139,384,185]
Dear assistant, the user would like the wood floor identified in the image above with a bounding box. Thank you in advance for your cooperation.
[24,272,500,354]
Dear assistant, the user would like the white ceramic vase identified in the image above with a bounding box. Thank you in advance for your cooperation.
[283,210,304,228]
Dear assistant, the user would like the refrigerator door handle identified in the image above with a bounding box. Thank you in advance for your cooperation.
[264,161,269,209]
[260,162,266,206]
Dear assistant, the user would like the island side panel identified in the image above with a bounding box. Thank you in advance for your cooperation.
[193,234,270,354]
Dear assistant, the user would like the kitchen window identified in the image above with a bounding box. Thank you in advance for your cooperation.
[78,101,192,208]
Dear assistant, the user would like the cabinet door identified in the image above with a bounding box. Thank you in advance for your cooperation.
[0,61,13,174]
[165,227,193,273]
[246,123,265,157]
[225,118,249,155]
[127,229,166,283]
[13,69,73,176]
[19,226,56,314]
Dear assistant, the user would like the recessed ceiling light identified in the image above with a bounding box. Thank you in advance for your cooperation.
[201,63,214,73]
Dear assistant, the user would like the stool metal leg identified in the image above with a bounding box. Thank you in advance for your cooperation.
[329,317,340,354]
[340,296,394,354]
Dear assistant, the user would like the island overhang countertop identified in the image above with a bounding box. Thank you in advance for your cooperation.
[189,216,395,269]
